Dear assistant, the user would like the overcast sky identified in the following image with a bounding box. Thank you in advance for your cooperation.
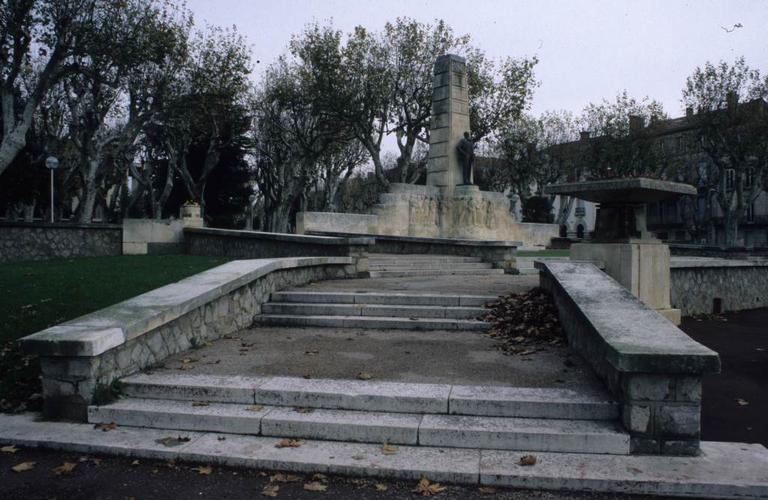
[186,0,767,118]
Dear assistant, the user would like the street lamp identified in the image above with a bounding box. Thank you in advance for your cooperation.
[45,156,59,223]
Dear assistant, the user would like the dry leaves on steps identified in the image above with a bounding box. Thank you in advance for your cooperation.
[303,481,328,492]
[413,477,446,496]
[192,401,210,407]
[11,461,36,472]
[374,482,388,491]
[155,436,191,447]
[94,422,116,432]
[478,486,497,494]
[1,444,20,453]
[356,371,373,380]
[275,438,302,448]
[261,484,280,497]
[192,465,213,475]
[52,462,77,475]
[246,405,265,412]
[518,454,537,466]
[381,443,398,455]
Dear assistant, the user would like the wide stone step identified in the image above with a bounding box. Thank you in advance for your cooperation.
[87,399,629,454]
[419,414,629,454]
[368,269,505,278]
[369,254,483,263]
[262,302,486,319]
[368,262,492,270]
[121,374,619,420]
[254,314,490,330]
[3,413,767,498]
[271,291,497,307]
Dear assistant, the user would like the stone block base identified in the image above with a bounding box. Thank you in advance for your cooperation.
[657,308,682,326]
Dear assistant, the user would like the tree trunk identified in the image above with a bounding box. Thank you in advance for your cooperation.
[78,159,100,223]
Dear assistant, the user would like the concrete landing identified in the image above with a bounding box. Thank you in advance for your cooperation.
[2,413,767,498]
[155,326,603,390]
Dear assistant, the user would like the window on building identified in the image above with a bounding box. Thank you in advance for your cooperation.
[725,169,736,191]
[745,168,755,189]
[746,202,755,222]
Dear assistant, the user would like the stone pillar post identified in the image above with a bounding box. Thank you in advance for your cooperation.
[427,54,470,196]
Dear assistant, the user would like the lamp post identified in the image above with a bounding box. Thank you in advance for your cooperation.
[45,156,59,223]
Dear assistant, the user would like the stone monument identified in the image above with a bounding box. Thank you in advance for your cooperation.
[545,178,697,325]
[296,54,559,247]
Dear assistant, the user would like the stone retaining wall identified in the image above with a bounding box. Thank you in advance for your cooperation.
[20,257,354,421]
[306,231,519,273]
[0,222,121,263]
[670,260,768,316]
[185,227,371,277]
[536,260,720,456]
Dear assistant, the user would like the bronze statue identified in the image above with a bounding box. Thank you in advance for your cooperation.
[456,131,475,185]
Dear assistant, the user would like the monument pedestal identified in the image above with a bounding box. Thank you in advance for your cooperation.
[571,240,681,325]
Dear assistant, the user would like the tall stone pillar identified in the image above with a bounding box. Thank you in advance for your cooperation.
[427,54,470,196]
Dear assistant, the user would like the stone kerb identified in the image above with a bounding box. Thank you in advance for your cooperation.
[535,260,720,455]
[20,256,354,421]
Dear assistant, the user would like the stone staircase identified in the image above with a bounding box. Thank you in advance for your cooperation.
[88,374,629,455]
[255,291,493,330]
[367,253,505,278]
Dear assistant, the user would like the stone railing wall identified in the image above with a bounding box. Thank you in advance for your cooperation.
[185,227,372,277]
[0,222,122,263]
[306,230,519,273]
[670,259,768,316]
[536,260,720,456]
[669,243,768,259]
[20,257,354,421]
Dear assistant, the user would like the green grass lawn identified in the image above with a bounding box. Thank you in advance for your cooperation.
[0,254,230,344]
[516,249,571,257]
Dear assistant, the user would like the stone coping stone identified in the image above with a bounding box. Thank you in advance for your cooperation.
[670,256,768,269]
[544,178,697,204]
[307,230,520,248]
[0,221,122,229]
[185,227,373,246]
[20,256,353,357]
[535,261,720,375]
[2,412,767,497]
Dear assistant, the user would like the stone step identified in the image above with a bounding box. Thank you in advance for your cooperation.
[262,302,486,320]
[368,262,493,270]
[271,291,497,307]
[368,269,505,278]
[3,413,767,498]
[419,414,629,454]
[369,254,483,263]
[121,374,618,420]
[254,314,490,330]
[87,399,628,454]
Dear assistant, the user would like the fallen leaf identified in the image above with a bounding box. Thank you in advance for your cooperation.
[736,398,750,406]
[303,481,328,492]
[94,422,116,432]
[155,436,191,447]
[356,372,373,380]
[304,350,319,356]
[518,454,537,466]
[11,461,36,473]
[131,460,140,466]
[479,486,497,494]
[261,484,280,497]
[1,445,20,454]
[381,443,398,455]
[275,439,302,448]
[178,364,194,371]
[192,401,210,407]
[294,407,314,414]
[413,477,446,496]
[192,465,212,475]
[245,405,265,412]
[375,482,388,491]
[52,462,77,475]
[270,473,301,483]
[312,473,328,481]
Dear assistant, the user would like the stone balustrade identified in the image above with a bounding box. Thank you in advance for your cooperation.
[535,260,721,455]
